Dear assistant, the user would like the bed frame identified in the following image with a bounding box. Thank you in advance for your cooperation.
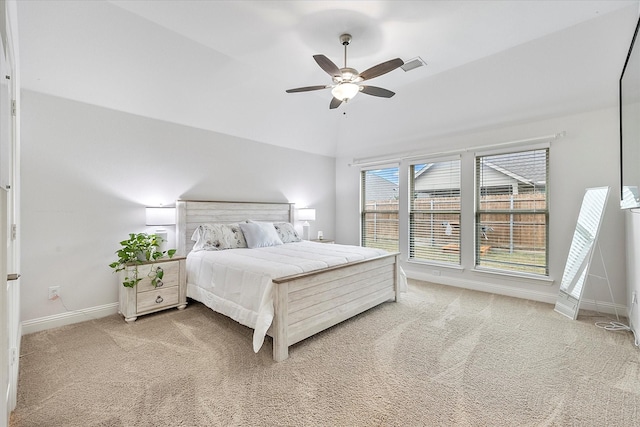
[176,200,400,361]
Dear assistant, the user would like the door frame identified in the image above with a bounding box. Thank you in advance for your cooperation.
[2,0,20,421]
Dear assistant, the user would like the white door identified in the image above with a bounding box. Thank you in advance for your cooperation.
[1,2,19,423]
[0,192,7,427]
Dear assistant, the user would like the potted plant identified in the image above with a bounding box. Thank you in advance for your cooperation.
[109,233,176,288]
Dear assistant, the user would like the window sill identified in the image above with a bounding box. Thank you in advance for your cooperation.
[406,259,464,272]
[472,266,554,285]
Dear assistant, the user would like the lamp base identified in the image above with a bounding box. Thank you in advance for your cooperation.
[154,229,168,253]
[302,222,310,240]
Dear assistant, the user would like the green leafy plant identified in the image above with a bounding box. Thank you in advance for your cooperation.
[109,233,176,288]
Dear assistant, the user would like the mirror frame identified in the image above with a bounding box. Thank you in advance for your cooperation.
[620,17,640,209]
[555,187,610,320]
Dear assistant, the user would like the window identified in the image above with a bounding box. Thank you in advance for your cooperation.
[409,160,461,264]
[475,148,549,275]
[361,167,399,251]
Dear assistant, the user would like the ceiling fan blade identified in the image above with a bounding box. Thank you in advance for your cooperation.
[360,85,396,98]
[313,54,341,77]
[359,58,404,81]
[329,97,343,109]
[286,85,329,93]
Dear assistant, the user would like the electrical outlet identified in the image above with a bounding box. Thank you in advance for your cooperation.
[48,286,60,300]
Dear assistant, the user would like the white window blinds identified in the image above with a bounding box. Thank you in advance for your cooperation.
[361,167,399,251]
[476,148,549,275]
[409,160,461,264]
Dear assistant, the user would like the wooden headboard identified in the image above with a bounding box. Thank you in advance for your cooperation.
[176,200,295,255]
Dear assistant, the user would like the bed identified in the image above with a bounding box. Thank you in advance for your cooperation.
[176,200,403,361]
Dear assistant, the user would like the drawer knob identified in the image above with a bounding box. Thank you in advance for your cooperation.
[151,266,164,288]
[155,296,164,304]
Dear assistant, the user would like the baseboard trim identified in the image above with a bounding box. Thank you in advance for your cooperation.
[21,302,119,335]
[405,270,627,316]
[20,278,630,335]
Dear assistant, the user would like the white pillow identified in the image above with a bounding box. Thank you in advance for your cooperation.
[239,221,283,249]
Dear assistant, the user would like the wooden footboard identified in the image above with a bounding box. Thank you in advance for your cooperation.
[270,253,399,362]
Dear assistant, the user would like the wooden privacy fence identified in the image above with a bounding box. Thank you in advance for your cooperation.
[362,201,399,246]
[363,194,546,251]
[478,194,546,252]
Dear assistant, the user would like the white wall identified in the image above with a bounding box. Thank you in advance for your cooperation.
[20,90,335,325]
[626,212,640,339]
[21,88,631,330]
[337,106,627,311]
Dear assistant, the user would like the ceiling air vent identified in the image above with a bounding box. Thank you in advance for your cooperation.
[401,57,426,72]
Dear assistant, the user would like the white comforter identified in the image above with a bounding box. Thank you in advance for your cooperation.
[186,241,403,352]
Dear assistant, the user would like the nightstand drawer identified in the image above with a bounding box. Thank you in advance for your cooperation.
[136,287,179,313]
[136,261,180,292]
[119,256,187,322]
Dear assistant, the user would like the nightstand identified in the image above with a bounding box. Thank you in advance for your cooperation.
[118,256,187,322]
[310,239,335,244]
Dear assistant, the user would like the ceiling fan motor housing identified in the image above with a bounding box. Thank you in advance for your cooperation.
[333,67,361,83]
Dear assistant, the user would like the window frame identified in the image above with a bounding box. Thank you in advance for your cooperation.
[408,157,462,266]
[360,165,400,252]
[474,145,550,276]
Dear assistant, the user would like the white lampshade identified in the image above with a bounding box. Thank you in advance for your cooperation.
[331,83,360,101]
[145,207,176,226]
[297,208,316,222]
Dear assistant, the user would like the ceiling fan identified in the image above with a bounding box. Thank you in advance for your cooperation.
[286,33,404,109]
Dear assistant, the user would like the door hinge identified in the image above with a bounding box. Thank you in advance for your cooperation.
[11,100,16,116]
[10,347,17,366]
[11,224,17,241]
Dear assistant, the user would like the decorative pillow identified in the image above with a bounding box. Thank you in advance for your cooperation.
[191,223,247,251]
[273,222,302,243]
[239,221,283,249]
[226,223,248,248]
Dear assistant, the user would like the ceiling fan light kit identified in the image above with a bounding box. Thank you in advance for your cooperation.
[331,82,360,101]
[286,33,404,109]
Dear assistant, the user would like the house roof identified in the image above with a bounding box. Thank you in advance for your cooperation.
[481,151,547,186]
[412,151,547,191]
[16,1,640,158]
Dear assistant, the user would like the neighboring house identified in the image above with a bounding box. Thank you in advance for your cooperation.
[413,162,460,197]
[479,152,547,195]
[412,155,546,198]
[364,173,398,202]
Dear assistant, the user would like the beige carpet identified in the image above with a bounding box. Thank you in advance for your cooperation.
[10,280,640,427]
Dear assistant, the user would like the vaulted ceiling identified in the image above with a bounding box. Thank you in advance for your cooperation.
[17,1,640,158]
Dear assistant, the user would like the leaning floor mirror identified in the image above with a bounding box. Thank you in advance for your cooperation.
[555,187,610,320]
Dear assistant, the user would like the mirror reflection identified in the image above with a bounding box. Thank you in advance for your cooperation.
[620,18,640,209]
